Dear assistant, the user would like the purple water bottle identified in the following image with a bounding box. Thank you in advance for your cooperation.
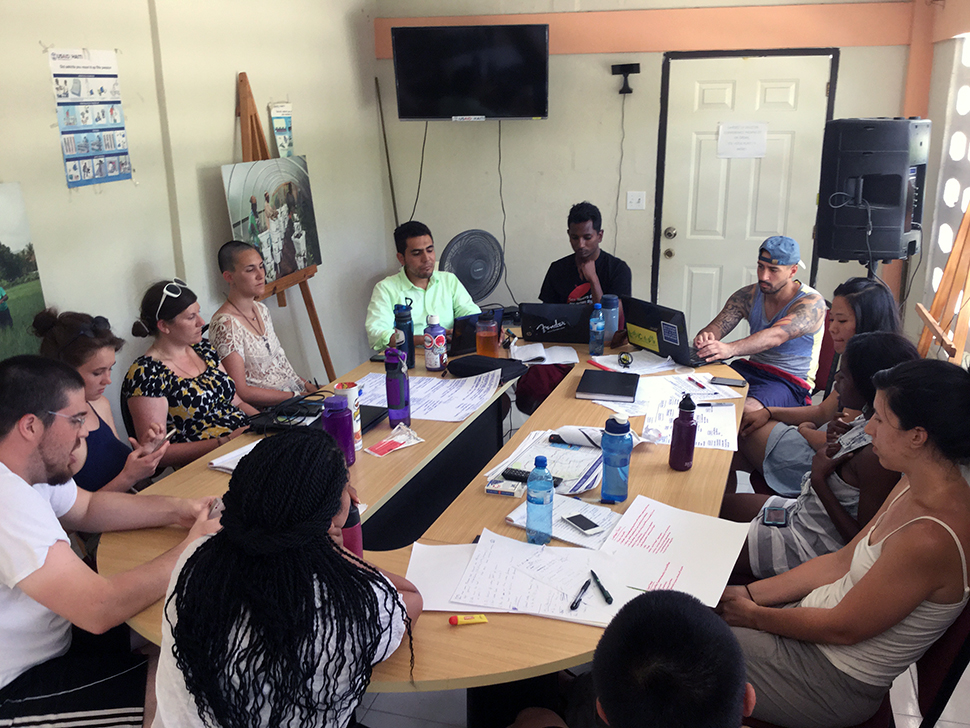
[668,394,697,471]
[385,348,411,427]
[319,396,356,466]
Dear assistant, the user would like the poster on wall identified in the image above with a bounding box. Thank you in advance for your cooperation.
[220,156,321,283]
[270,103,293,158]
[0,183,47,356]
[49,48,131,189]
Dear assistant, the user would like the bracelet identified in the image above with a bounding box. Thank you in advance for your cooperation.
[744,584,756,604]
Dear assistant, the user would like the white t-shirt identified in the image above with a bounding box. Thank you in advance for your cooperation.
[153,536,407,728]
[0,463,78,689]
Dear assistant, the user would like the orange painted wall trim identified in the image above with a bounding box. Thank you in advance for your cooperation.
[374,3,914,59]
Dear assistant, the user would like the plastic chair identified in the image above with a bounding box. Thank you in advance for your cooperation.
[744,600,970,728]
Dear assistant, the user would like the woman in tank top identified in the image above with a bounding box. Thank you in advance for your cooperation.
[717,359,970,728]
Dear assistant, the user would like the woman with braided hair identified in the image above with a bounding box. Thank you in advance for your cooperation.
[153,427,422,728]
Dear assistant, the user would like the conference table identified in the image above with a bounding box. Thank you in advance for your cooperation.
[98,346,746,696]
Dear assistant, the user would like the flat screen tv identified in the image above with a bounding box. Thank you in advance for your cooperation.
[391,24,549,121]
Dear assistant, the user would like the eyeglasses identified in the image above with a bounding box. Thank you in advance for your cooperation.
[58,316,111,353]
[155,278,187,322]
[46,410,88,429]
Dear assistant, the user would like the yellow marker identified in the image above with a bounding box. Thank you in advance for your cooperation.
[449,614,488,626]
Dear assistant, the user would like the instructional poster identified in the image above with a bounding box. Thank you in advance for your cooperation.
[49,49,131,189]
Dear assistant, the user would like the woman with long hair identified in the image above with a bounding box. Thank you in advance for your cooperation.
[33,308,168,491]
[735,276,901,496]
[719,359,970,727]
[153,427,421,728]
[123,278,257,469]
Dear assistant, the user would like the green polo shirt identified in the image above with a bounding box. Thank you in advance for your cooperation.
[365,268,480,350]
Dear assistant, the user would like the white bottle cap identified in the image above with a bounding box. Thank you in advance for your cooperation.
[427,314,439,325]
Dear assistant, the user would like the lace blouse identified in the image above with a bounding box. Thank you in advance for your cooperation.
[210,302,304,394]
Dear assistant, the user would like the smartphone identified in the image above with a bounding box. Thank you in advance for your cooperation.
[208,497,225,519]
[762,506,788,527]
[561,513,604,536]
[152,428,177,453]
[710,376,746,388]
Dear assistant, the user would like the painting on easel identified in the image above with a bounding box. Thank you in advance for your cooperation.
[221,155,321,283]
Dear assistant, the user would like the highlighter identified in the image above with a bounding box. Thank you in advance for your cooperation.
[449,614,488,626]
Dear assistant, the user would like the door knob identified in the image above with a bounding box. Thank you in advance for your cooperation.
[663,227,677,239]
[663,248,675,259]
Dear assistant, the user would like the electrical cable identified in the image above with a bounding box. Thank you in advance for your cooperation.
[497,120,518,304]
[408,122,429,221]
[827,192,888,288]
[901,222,923,306]
[613,93,627,255]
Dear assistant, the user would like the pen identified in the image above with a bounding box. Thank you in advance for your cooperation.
[590,570,613,604]
[587,359,612,372]
[697,402,733,407]
[570,578,591,610]
[686,375,706,390]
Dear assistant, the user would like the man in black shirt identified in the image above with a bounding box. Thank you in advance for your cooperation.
[538,202,632,304]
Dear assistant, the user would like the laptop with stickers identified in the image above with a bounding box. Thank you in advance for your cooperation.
[619,296,718,368]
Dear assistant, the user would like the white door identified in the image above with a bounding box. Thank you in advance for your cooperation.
[658,55,831,338]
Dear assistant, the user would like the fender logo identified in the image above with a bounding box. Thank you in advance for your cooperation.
[535,320,567,333]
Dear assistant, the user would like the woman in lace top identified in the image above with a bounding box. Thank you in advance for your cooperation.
[211,241,318,408]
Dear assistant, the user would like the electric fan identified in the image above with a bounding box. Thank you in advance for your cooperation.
[438,229,504,302]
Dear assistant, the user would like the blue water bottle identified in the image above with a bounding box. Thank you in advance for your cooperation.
[589,303,605,356]
[384,348,411,427]
[601,414,632,503]
[526,455,554,545]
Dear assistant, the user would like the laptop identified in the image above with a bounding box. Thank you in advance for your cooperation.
[620,296,717,368]
[520,302,594,343]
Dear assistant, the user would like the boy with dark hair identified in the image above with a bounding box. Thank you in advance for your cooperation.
[510,591,755,728]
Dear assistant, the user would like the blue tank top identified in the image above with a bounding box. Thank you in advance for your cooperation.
[73,407,131,492]
[748,282,824,388]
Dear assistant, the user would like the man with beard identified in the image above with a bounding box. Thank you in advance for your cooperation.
[0,355,219,725]
[693,236,826,412]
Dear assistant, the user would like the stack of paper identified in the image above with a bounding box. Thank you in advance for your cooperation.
[208,440,259,474]
[485,430,602,495]
[356,369,501,422]
[504,498,621,549]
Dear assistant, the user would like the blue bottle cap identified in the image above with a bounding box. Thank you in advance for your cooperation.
[593,303,602,309]
[534,455,547,468]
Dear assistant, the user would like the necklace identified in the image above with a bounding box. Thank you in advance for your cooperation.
[227,299,271,354]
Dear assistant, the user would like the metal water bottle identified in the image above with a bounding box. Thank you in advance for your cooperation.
[668,394,697,471]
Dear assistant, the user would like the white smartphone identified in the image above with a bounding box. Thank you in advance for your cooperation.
[152,428,177,453]
[561,513,604,536]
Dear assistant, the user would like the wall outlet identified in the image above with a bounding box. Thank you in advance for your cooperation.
[626,191,646,210]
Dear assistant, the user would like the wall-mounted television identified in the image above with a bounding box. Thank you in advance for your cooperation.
[391,24,549,121]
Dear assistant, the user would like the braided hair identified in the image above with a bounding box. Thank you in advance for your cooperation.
[167,427,412,728]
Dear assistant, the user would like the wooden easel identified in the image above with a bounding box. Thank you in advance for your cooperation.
[916,200,970,363]
[237,72,335,381]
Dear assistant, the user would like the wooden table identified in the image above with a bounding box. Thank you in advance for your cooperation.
[365,357,746,691]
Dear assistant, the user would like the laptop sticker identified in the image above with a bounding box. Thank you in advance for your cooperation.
[627,323,659,353]
[661,321,680,346]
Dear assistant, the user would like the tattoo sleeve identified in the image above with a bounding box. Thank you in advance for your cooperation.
[778,294,827,339]
[704,286,755,339]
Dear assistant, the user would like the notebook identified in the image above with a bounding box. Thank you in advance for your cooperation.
[575,369,639,402]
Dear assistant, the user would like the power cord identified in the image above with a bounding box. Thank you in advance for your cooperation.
[827,192,888,288]
[497,120,518,304]
[901,222,923,306]
[612,93,627,255]
[408,122,429,221]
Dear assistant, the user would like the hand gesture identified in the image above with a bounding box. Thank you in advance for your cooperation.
[826,415,853,443]
[183,501,223,545]
[812,445,852,480]
[740,408,771,438]
[694,338,735,362]
[122,423,169,483]
[577,257,597,283]
[715,585,759,628]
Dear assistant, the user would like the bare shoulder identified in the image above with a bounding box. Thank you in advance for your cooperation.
[724,284,756,312]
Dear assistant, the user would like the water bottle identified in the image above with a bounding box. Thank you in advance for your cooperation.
[476,309,500,357]
[384,348,411,427]
[424,314,448,371]
[319,396,356,466]
[394,300,415,369]
[669,394,698,471]
[601,414,632,503]
[589,303,605,356]
[601,294,620,344]
[526,455,554,545]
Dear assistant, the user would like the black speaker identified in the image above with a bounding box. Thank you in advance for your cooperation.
[815,118,930,263]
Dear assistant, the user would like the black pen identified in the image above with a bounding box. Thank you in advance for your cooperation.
[570,578,591,610]
[590,570,613,604]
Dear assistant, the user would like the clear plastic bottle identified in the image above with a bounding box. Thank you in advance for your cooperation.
[384,348,411,427]
[476,309,500,357]
[526,455,554,545]
[601,414,632,503]
[589,303,605,356]
[601,294,620,344]
[669,394,697,471]
[424,314,448,371]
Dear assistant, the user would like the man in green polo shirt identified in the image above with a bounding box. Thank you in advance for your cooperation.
[365,221,480,351]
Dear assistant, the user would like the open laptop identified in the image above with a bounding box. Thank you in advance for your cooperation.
[620,295,719,368]
[520,302,594,343]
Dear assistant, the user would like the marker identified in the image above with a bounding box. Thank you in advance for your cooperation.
[590,570,613,604]
[449,614,488,626]
[587,359,612,372]
[686,376,706,390]
[697,402,733,407]
[570,578,591,610]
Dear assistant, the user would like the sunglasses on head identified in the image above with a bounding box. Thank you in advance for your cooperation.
[58,316,111,353]
[155,278,187,322]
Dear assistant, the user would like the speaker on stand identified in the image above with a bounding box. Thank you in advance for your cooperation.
[814,117,930,277]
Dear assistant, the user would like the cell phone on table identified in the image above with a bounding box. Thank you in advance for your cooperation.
[762,506,788,527]
[710,376,746,388]
[561,513,604,536]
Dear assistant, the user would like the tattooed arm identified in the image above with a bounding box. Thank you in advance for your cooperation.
[693,285,755,349]
[696,289,825,362]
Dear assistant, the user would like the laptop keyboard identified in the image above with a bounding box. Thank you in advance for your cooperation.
[687,345,723,368]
